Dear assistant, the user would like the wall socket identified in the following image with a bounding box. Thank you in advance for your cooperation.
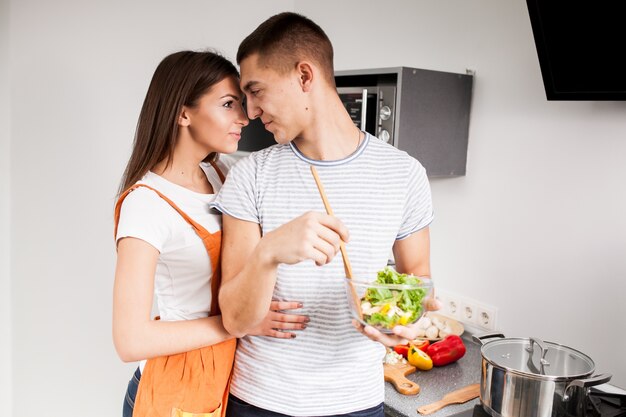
[435,289,499,331]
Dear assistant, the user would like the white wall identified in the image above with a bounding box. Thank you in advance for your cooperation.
[1,0,12,414]
[7,1,626,416]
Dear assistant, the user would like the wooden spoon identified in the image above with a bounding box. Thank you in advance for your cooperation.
[310,165,363,319]
[417,383,480,415]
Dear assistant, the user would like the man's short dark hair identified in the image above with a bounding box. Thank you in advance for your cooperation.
[237,12,335,86]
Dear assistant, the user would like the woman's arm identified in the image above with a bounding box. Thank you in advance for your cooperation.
[112,237,232,362]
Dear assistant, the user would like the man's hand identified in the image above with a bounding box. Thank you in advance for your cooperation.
[352,319,426,347]
[259,211,350,266]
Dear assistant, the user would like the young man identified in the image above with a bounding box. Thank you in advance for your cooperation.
[212,12,435,417]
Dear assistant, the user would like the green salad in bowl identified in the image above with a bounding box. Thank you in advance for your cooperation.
[346,267,433,333]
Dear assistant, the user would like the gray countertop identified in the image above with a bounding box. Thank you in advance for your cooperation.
[384,334,483,417]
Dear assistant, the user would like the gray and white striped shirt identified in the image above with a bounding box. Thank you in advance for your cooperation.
[212,133,433,416]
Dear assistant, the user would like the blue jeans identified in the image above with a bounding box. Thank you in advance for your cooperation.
[226,395,384,417]
[122,367,141,417]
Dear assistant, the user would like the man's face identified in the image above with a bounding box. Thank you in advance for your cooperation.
[239,53,307,144]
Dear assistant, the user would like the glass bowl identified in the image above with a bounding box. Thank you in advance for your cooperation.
[345,271,433,334]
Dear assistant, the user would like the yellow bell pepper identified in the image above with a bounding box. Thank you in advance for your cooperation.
[407,344,433,371]
[398,312,412,326]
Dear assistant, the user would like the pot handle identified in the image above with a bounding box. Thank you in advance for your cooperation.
[563,374,613,401]
[526,337,550,374]
[472,332,505,345]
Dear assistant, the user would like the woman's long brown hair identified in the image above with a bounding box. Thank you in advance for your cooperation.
[118,50,239,196]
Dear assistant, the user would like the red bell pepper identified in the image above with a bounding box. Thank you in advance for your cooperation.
[393,344,410,358]
[425,335,466,366]
[412,339,430,352]
[394,339,431,359]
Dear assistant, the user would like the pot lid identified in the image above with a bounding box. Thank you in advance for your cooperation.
[481,337,595,379]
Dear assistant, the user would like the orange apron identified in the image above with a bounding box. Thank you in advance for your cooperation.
[114,162,236,417]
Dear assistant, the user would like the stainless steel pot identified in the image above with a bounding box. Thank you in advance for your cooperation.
[473,333,611,417]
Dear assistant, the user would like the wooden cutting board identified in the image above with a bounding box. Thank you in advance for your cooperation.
[417,383,480,415]
[383,362,420,395]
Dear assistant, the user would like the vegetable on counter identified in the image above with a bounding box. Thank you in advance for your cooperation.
[425,335,467,367]
[393,340,430,359]
[414,314,455,339]
[384,348,407,365]
[360,267,428,330]
[412,339,430,351]
[407,344,433,371]
[393,344,410,359]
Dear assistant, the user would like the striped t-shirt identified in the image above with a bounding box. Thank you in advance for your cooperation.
[211,132,433,416]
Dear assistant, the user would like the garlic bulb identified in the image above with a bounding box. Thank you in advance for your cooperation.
[416,316,431,329]
[425,325,439,339]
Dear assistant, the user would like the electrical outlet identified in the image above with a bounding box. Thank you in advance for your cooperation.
[476,303,498,330]
[430,288,498,330]
[434,289,460,320]
[448,299,460,317]
[461,302,474,322]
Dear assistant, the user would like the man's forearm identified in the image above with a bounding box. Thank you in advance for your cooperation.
[219,244,278,337]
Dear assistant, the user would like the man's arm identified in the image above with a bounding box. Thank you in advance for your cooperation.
[392,226,431,277]
[219,216,275,338]
[219,211,349,338]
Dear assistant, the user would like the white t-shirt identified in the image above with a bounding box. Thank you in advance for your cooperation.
[211,133,434,416]
[116,157,234,323]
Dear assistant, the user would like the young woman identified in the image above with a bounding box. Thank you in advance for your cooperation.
[113,50,307,417]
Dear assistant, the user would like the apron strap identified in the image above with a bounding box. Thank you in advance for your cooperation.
[209,160,226,184]
[114,184,210,239]
[114,182,223,316]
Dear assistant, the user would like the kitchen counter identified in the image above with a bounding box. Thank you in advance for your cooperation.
[384,334,483,417]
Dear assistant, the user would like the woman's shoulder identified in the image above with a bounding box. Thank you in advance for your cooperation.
[118,181,174,216]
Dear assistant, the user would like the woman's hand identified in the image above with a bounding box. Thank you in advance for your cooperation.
[248,301,309,339]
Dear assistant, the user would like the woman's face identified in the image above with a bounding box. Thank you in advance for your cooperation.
[183,75,249,155]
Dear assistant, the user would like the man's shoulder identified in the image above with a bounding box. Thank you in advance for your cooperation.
[233,143,294,172]
[365,134,423,169]
[242,143,291,163]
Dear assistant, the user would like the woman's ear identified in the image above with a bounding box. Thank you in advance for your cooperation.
[178,107,191,127]
[296,61,314,92]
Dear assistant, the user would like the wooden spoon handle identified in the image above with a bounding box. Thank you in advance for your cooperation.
[310,165,362,319]
[338,242,353,278]
[310,166,354,277]
[417,400,446,415]
[417,384,480,415]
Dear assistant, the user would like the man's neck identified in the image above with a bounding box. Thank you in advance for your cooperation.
[293,93,362,161]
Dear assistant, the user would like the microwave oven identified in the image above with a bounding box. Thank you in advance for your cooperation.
[336,85,397,145]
